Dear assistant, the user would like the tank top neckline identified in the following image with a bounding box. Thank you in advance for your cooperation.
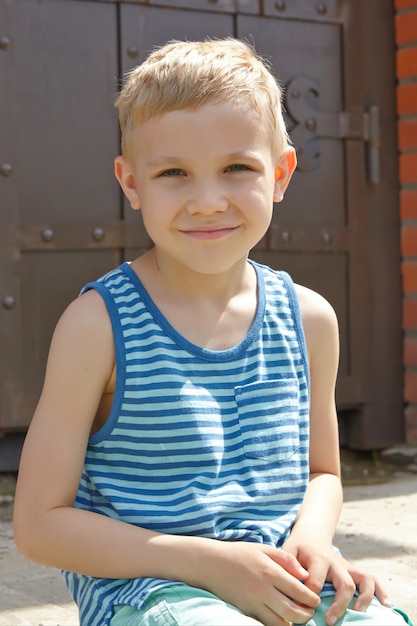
[120,259,266,362]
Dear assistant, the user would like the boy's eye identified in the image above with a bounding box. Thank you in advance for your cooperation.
[159,168,184,177]
[225,164,249,172]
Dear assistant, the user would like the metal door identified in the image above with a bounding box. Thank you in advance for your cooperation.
[0,0,121,436]
[0,0,402,467]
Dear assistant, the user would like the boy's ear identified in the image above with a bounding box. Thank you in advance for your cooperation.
[273,147,297,203]
[114,156,140,210]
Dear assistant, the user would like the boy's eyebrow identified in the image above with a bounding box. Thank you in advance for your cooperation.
[145,150,264,169]
[145,156,186,169]
[222,150,264,161]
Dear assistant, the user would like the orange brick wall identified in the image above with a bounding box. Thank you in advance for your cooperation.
[395,0,417,442]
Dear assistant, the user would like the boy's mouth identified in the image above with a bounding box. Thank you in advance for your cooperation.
[181,226,239,240]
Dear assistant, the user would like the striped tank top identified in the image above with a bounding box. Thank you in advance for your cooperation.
[63,260,310,626]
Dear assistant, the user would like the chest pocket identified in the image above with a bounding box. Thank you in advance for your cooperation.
[235,379,300,463]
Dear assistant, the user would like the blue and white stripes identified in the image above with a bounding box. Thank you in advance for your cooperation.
[63,260,310,626]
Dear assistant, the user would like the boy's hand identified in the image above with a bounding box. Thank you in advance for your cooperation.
[198,540,320,626]
[282,534,390,625]
[340,561,390,614]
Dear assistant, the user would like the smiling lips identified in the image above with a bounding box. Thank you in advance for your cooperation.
[181,226,239,240]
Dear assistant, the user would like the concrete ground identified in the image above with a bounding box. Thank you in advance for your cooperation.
[0,447,416,625]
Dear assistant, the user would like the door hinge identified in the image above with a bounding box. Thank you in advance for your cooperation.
[285,76,380,184]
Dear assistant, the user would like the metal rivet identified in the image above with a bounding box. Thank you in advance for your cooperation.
[275,1,286,11]
[41,228,54,242]
[92,227,105,242]
[322,231,332,244]
[127,46,139,59]
[1,163,12,177]
[316,3,327,15]
[0,36,11,50]
[281,231,290,243]
[305,117,317,132]
[2,296,15,310]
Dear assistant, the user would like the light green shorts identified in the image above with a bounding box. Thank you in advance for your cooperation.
[110,584,414,626]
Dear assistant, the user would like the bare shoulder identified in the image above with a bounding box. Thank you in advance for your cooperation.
[52,289,113,364]
[293,283,337,324]
[38,287,115,420]
[57,287,111,336]
[293,283,338,333]
[293,283,339,364]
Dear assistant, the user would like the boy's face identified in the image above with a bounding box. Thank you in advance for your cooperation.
[115,99,295,278]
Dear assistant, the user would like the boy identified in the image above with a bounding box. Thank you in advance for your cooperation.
[13,39,412,626]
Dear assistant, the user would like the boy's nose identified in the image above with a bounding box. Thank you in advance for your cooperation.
[186,181,229,215]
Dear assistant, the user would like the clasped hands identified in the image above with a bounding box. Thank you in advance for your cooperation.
[199,535,388,626]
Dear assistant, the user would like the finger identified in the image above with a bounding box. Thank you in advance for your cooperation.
[350,569,390,610]
[275,583,320,612]
[325,576,356,625]
[253,603,293,626]
[269,566,321,611]
[265,590,317,625]
[351,572,375,613]
[266,547,309,580]
[301,555,329,595]
[374,579,390,607]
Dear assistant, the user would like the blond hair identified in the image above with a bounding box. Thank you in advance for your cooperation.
[115,38,290,160]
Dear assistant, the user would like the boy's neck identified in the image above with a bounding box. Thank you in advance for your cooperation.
[140,248,253,302]
[130,249,258,351]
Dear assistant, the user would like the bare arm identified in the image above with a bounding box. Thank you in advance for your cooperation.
[283,285,388,625]
[291,284,343,540]
[13,291,205,580]
[14,291,206,579]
